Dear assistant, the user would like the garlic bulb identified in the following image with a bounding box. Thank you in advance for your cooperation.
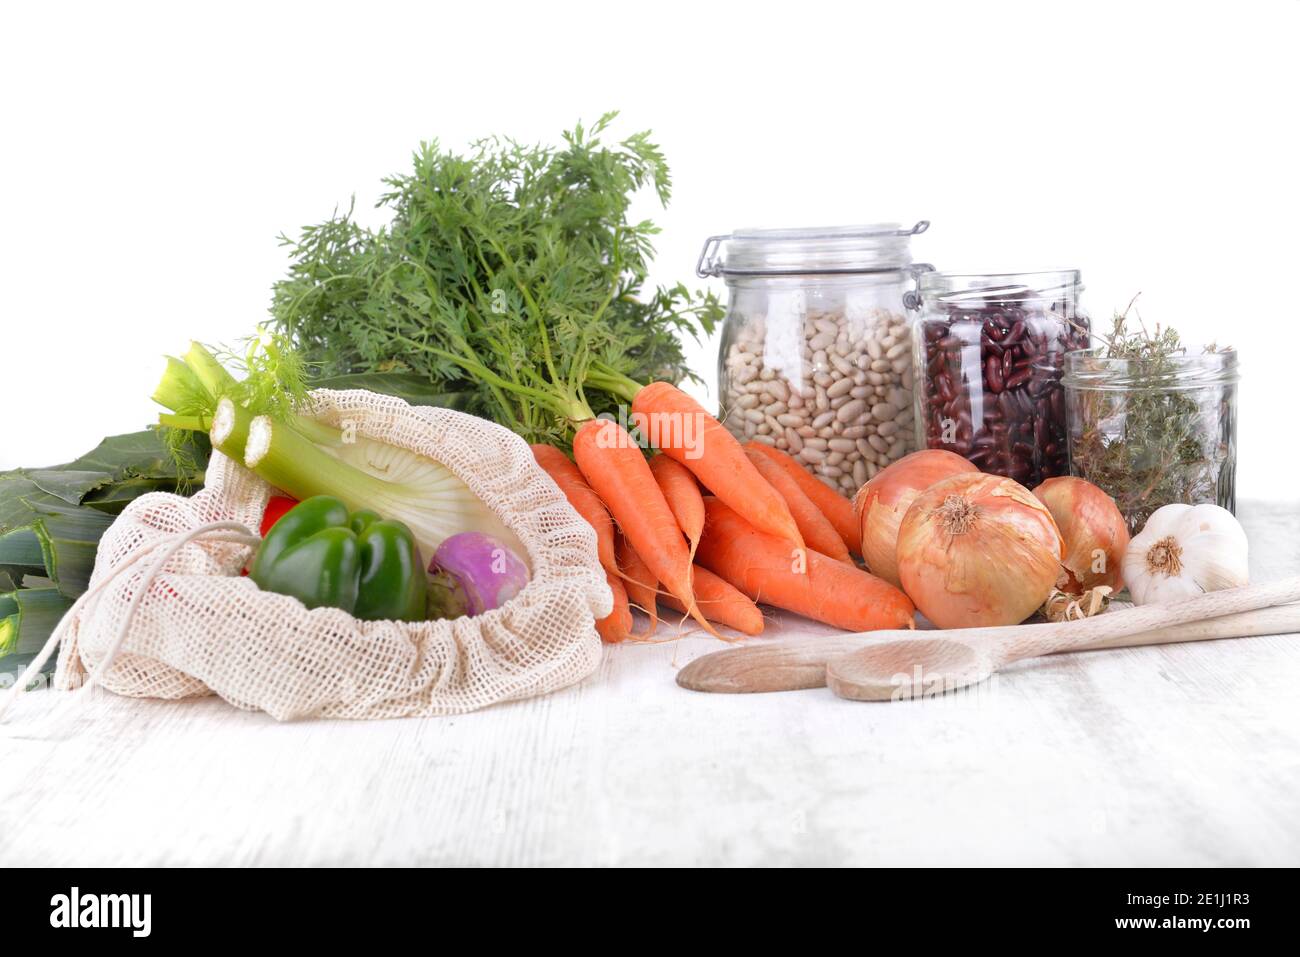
[1122,503,1249,606]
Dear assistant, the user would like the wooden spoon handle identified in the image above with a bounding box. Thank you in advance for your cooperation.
[988,577,1300,664]
[676,599,1300,694]
[1073,603,1300,651]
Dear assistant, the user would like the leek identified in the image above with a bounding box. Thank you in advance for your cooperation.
[0,428,209,669]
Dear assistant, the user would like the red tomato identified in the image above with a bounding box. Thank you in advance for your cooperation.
[243,495,301,576]
[259,495,300,537]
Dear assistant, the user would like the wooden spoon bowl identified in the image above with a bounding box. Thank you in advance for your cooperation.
[825,638,993,701]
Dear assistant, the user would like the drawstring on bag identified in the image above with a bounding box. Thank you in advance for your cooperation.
[0,521,260,724]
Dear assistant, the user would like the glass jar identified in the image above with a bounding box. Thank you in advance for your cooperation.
[911,270,1090,487]
[702,222,931,497]
[1064,349,1239,534]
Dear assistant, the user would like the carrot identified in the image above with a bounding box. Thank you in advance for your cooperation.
[616,534,659,637]
[648,453,704,563]
[630,381,804,552]
[660,564,765,637]
[695,497,915,632]
[743,446,851,563]
[532,443,617,574]
[596,571,633,644]
[571,418,716,636]
[747,443,861,556]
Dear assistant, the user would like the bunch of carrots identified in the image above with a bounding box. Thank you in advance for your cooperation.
[530,378,915,642]
[408,297,914,639]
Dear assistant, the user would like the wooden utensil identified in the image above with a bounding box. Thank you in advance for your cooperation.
[677,578,1300,698]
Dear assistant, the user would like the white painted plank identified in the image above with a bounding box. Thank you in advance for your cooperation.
[0,502,1297,865]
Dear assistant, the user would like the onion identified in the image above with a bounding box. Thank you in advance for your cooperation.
[896,472,1064,628]
[1032,476,1130,594]
[852,450,977,588]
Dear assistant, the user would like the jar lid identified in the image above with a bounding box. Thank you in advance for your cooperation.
[918,269,1083,305]
[697,221,928,278]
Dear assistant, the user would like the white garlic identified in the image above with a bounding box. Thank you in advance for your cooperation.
[1122,503,1249,606]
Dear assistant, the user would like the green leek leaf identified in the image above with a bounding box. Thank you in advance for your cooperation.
[25,469,115,505]
[82,476,180,514]
[0,474,44,532]
[27,509,115,598]
[0,526,45,570]
[62,429,199,480]
[0,587,73,657]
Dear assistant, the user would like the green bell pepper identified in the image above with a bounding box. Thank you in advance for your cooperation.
[250,495,426,622]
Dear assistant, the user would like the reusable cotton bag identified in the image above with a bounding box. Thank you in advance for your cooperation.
[5,391,609,720]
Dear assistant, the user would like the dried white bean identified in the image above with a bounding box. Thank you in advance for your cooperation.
[826,377,854,399]
[836,398,867,423]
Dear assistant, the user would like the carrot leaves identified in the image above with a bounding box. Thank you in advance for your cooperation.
[270,113,721,447]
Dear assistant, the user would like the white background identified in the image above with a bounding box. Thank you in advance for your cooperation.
[3,0,1297,499]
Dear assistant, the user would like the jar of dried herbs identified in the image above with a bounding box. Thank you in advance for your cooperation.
[1063,346,1239,535]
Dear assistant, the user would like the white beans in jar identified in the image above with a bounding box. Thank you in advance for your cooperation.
[721,306,916,497]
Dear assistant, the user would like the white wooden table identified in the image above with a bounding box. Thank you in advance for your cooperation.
[2,502,1297,867]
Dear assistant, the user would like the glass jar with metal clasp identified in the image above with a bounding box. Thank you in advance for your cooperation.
[910,269,1091,487]
[699,222,933,497]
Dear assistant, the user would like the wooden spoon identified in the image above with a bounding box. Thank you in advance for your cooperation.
[829,577,1300,700]
[677,577,1300,697]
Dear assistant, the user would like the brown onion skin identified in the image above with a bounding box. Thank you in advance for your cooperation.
[897,472,1064,628]
[1032,476,1130,593]
[853,449,977,588]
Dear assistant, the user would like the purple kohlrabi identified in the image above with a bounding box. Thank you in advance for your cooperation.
[426,532,529,619]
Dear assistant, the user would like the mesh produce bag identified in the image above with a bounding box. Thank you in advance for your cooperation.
[14,391,610,720]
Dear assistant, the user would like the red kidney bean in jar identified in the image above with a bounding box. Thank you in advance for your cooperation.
[911,271,1089,486]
